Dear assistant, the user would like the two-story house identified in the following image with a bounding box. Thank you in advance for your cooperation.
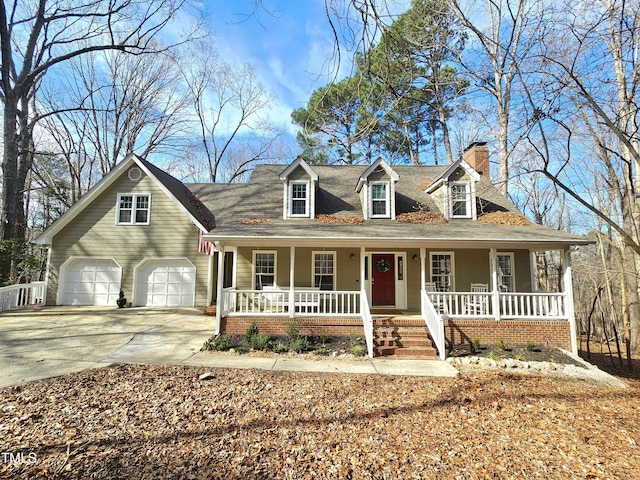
[36,143,592,359]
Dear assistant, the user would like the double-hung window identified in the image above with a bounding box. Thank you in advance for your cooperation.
[451,182,471,218]
[370,182,389,218]
[497,253,514,292]
[430,252,454,292]
[254,251,276,289]
[290,181,309,217]
[117,193,150,225]
[313,252,335,290]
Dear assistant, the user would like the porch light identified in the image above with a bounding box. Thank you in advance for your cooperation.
[349,253,355,261]
[412,254,418,261]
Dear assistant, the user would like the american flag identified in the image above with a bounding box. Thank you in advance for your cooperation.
[197,230,216,255]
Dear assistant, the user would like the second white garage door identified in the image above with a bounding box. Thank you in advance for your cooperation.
[135,259,196,307]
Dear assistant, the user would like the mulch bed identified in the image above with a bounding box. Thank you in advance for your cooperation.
[2,362,639,479]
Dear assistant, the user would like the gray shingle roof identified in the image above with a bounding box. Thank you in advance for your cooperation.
[190,163,590,247]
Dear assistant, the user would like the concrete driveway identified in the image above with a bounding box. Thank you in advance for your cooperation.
[0,306,215,388]
[0,306,460,388]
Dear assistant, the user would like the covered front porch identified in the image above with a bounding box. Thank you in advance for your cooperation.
[212,244,577,360]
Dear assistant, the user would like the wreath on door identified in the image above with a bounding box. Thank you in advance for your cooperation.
[376,258,391,273]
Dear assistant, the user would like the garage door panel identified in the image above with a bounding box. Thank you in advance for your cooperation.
[136,260,195,307]
[61,259,121,306]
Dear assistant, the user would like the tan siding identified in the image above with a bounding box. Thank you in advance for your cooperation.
[47,170,211,306]
[455,250,490,290]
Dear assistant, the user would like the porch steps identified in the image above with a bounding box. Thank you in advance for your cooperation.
[373,316,439,359]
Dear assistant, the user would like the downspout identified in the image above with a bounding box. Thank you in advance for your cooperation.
[564,248,578,355]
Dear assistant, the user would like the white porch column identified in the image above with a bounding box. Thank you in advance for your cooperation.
[564,248,578,354]
[360,246,367,298]
[490,248,500,321]
[420,247,426,291]
[215,246,225,335]
[289,246,296,318]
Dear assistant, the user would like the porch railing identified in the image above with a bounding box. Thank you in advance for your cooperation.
[0,282,46,313]
[425,291,567,320]
[360,290,374,358]
[221,288,362,317]
[421,290,446,360]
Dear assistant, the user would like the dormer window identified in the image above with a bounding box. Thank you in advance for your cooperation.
[370,182,390,218]
[290,181,309,217]
[451,182,471,218]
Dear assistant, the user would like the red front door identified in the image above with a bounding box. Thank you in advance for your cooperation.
[372,254,395,306]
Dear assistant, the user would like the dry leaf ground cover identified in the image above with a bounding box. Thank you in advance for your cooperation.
[2,364,639,479]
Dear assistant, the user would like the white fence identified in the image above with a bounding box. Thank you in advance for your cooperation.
[0,282,46,313]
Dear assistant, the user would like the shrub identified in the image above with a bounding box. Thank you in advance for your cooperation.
[319,331,328,346]
[348,330,359,347]
[250,334,271,351]
[315,347,330,356]
[350,345,366,357]
[291,336,310,353]
[471,337,481,353]
[496,338,507,351]
[273,343,288,354]
[487,351,501,361]
[525,340,536,352]
[206,335,236,351]
[285,321,301,340]
[245,322,259,343]
[514,353,526,361]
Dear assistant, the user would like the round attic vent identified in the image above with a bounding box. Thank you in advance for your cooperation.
[128,167,142,181]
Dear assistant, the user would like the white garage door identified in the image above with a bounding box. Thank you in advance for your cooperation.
[61,259,122,306]
[136,260,195,307]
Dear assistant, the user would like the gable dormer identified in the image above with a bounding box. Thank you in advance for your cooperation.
[279,157,319,219]
[425,159,481,220]
[355,158,400,220]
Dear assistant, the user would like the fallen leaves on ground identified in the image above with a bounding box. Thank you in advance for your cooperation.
[1,366,639,479]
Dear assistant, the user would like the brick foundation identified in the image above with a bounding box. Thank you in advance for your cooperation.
[444,318,572,350]
[220,316,365,337]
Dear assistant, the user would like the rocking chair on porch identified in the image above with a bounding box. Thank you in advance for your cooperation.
[424,282,447,314]
[465,283,489,316]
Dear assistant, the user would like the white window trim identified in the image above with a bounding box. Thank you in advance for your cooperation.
[497,252,515,292]
[116,193,151,225]
[429,251,455,292]
[369,181,390,218]
[450,182,472,219]
[312,251,336,290]
[289,180,310,217]
[252,250,277,290]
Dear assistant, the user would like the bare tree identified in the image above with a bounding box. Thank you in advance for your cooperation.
[0,0,192,282]
[37,45,191,203]
[181,40,284,182]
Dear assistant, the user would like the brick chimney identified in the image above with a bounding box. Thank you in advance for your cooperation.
[462,142,490,179]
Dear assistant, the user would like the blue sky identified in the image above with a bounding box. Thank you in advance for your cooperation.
[202,0,345,132]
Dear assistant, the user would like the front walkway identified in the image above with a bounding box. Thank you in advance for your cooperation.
[0,306,457,388]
